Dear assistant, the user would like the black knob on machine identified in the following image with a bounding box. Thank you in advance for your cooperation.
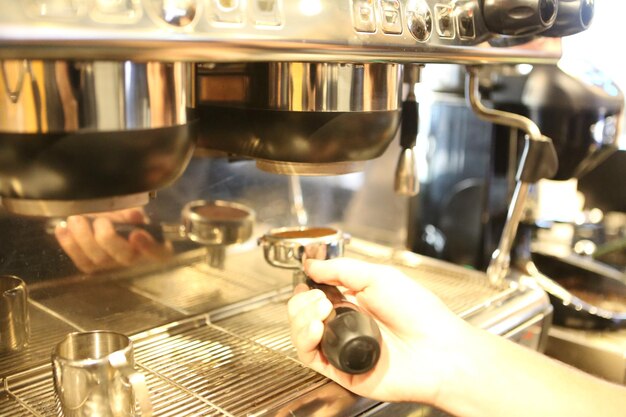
[542,0,594,37]
[306,278,382,374]
[482,0,559,36]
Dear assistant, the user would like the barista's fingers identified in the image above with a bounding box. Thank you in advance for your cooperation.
[66,215,116,268]
[293,320,325,366]
[128,230,173,260]
[92,217,138,266]
[55,224,96,274]
[304,258,384,291]
[290,294,333,337]
[288,290,333,364]
[287,289,326,323]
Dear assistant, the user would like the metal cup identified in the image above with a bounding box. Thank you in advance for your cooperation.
[52,331,153,417]
[0,275,29,353]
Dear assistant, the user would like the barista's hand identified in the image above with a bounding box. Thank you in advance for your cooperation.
[54,208,173,274]
[288,258,473,406]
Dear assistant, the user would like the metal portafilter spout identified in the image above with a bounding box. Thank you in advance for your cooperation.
[465,66,558,286]
[394,64,422,197]
[258,227,382,374]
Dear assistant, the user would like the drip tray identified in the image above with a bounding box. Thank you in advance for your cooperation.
[3,316,327,417]
[0,238,550,416]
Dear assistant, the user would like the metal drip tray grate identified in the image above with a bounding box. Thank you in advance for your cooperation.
[393,263,507,317]
[1,239,540,417]
[134,322,326,416]
[214,301,296,358]
[346,241,511,318]
[4,363,214,417]
[3,318,327,417]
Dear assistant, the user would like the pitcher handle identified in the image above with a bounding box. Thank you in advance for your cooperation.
[110,352,153,417]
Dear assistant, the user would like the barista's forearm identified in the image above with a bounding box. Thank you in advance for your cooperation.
[434,324,626,417]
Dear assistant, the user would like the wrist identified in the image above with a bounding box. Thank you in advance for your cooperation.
[430,321,486,415]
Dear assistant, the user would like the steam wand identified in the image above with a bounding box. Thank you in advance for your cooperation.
[465,66,558,285]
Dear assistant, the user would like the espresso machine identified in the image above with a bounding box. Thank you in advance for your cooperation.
[0,0,600,415]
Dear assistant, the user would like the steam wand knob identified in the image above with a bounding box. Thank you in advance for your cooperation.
[542,0,594,37]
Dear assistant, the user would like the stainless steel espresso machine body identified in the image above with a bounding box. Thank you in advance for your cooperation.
[0,0,597,415]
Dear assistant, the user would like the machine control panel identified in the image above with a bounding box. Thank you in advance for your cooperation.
[0,0,566,63]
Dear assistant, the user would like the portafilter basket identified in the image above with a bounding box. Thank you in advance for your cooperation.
[165,199,252,269]
[258,226,382,374]
[181,200,254,247]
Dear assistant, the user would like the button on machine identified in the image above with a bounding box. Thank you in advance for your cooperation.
[435,3,454,39]
[378,0,402,34]
[210,0,244,25]
[457,5,476,39]
[27,0,87,19]
[91,0,142,23]
[147,0,199,28]
[407,1,432,42]
[253,0,282,27]
[351,0,377,33]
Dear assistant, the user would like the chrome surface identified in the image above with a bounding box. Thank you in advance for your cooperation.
[195,62,403,172]
[0,60,188,134]
[251,62,402,112]
[0,276,29,353]
[486,181,530,284]
[255,160,367,176]
[258,226,348,270]
[1,193,150,217]
[0,1,562,64]
[393,146,419,196]
[394,65,421,197]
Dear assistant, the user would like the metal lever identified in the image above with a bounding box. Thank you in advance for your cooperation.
[465,66,558,285]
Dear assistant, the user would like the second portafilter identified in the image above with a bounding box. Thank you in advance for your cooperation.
[258,227,382,374]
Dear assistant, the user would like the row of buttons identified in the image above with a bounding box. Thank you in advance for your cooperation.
[26,0,282,27]
[435,3,476,40]
[352,0,403,35]
[352,0,475,42]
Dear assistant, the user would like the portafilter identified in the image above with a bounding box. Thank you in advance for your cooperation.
[51,200,255,269]
[258,226,382,374]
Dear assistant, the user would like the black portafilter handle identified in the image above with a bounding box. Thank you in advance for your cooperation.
[305,277,382,374]
[109,223,165,243]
